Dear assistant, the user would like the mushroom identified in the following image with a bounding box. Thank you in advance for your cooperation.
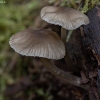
[9,28,88,90]
[9,28,65,59]
[40,6,90,72]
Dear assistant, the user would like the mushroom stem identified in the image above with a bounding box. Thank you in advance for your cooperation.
[40,58,89,90]
[61,27,79,72]
[61,27,67,44]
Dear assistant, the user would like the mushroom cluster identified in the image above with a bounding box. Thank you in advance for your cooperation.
[9,6,89,90]
[41,6,90,71]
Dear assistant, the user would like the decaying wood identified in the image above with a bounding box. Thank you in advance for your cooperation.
[78,5,100,100]
[80,5,100,66]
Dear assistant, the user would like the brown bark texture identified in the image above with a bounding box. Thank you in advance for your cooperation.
[78,5,100,100]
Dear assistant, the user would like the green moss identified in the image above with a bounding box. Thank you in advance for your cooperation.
[82,0,100,13]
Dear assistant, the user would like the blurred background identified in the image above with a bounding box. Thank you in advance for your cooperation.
[0,0,100,100]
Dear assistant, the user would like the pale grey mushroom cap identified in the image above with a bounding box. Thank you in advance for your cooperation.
[41,6,89,30]
[9,29,65,59]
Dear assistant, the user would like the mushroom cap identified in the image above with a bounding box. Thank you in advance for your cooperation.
[9,29,65,59]
[41,6,89,30]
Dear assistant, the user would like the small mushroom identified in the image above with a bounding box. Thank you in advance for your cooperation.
[9,28,88,90]
[9,28,65,59]
[41,6,89,31]
[41,6,90,72]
